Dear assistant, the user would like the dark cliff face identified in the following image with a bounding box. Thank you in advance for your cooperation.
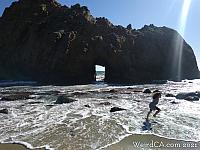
[0,0,199,84]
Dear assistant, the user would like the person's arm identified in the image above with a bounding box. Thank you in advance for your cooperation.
[154,98,159,103]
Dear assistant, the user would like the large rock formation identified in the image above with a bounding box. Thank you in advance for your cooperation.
[0,0,199,84]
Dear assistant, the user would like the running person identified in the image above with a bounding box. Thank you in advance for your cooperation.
[146,92,161,121]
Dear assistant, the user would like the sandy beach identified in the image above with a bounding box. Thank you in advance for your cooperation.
[1,80,200,149]
[0,143,45,150]
[103,134,200,150]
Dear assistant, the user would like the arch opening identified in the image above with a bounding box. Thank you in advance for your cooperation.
[95,65,105,82]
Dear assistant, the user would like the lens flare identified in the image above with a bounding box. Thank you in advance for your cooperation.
[172,0,192,81]
[179,0,192,36]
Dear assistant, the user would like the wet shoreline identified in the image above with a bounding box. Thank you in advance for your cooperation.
[1,133,199,150]
[0,143,46,150]
[1,80,200,149]
[102,134,200,150]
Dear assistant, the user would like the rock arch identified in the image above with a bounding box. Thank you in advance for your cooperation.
[0,0,199,85]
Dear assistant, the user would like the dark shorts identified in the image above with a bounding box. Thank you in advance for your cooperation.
[149,103,160,111]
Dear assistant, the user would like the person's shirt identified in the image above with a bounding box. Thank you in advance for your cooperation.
[151,98,159,105]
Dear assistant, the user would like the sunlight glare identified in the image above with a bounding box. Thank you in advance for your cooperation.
[179,0,192,36]
[172,0,192,81]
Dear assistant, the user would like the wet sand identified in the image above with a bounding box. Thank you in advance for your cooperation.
[0,143,45,150]
[103,134,200,150]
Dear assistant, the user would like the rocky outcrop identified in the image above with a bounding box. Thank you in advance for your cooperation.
[0,108,8,114]
[0,0,199,85]
[176,92,200,101]
[143,89,152,94]
[55,95,77,104]
[0,92,31,101]
[98,102,111,106]
[184,96,199,101]
[110,107,126,112]
[166,93,175,97]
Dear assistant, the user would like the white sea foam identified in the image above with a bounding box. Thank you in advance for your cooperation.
[1,79,200,149]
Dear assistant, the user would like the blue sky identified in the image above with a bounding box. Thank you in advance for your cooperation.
[0,0,199,71]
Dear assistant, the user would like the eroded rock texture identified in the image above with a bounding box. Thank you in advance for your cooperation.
[0,0,199,84]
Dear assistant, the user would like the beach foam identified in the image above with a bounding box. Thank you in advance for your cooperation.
[1,79,200,149]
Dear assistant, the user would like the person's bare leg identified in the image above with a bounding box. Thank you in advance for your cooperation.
[153,108,160,117]
[146,110,152,121]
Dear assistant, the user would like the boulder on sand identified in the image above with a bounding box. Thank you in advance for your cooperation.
[84,104,91,108]
[99,102,111,106]
[176,92,200,101]
[55,95,77,104]
[110,107,126,112]
[0,108,8,114]
[184,96,199,101]
[143,89,151,94]
[166,93,175,97]
[0,92,31,101]
[176,92,200,99]
[153,90,160,93]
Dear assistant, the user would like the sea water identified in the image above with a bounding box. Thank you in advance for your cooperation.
[0,76,200,149]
